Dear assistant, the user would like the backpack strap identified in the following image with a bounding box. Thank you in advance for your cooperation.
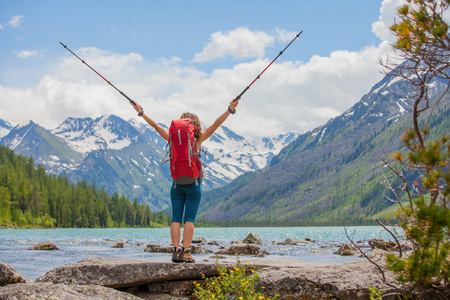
[188,132,192,168]
[161,133,173,165]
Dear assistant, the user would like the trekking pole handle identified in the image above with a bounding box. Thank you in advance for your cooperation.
[233,87,249,103]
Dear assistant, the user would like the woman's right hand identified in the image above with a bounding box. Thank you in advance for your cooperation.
[131,101,143,115]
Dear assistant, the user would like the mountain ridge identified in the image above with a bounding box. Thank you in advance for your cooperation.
[198,71,450,225]
[0,114,295,211]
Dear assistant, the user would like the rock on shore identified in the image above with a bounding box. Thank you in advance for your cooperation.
[0,256,399,299]
[254,259,398,300]
[0,263,29,286]
[0,282,141,300]
[217,244,269,257]
[35,257,224,288]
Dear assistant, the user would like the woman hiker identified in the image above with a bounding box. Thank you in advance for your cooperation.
[131,98,240,263]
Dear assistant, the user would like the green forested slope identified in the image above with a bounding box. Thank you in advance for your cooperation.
[0,145,169,228]
[199,75,450,226]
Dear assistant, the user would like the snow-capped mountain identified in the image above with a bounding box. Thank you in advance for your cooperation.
[200,126,297,188]
[52,115,141,154]
[128,119,168,148]
[1,121,84,174]
[253,132,299,164]
[0,120,11,139]
[0,115,295,210]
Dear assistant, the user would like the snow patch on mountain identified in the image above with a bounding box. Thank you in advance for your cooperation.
[52,115,134,154]
[6,121,34,150]
[0,120,12,139]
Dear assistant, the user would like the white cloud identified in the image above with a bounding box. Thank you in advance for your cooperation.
[58,47,145,82]
[0,1,401,141]
[192,27,274,63]
[0,40,392,140]
[273,28,299,43]
[372,0,407,43]
[0,24,4,30]
[17,50,38,58]
[8,15,24,28]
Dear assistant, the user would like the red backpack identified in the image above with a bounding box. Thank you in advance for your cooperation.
[166,118,203,184]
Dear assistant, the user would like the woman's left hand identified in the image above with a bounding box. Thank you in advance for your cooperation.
[229,98,240,111]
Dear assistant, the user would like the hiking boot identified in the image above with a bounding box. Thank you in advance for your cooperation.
[172,246,182,263]
[178,247,195,263]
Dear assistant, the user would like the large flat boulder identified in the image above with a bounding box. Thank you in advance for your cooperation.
[249,259,400,300]
[33,256,404,299]
[36,257,224,288]
[0,282,141,300]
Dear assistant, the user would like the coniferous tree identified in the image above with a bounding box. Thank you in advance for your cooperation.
[0,145,169,228]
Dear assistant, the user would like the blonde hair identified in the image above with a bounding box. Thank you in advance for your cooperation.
[180,112,202,140]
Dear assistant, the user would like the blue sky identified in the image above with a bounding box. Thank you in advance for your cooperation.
[0,0,404,140]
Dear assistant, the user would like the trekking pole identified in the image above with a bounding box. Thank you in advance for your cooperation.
[59,42,136,105]
[233,30,303,103]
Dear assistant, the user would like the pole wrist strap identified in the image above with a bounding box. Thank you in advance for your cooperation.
[138,106,144,117]
[228,105,236,115]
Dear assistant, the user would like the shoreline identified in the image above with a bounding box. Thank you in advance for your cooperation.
[1,256,399,300]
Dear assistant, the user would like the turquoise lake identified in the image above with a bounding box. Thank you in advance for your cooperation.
[0,226,392,280]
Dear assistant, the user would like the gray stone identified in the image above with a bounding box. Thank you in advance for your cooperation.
[147,279,196,295]
[36,257,224,288]
[0,263,28,286]
[192,237,207,245]
[191,245,213,254]
[282,238,312,245]
[252,259,400,300]
[272,238,313,245]
[242,233,263,245]
[112,242,125,248]
[143,244,212,254]
[210,255,227,259]
[334,243,361,256]
[368,238,413,252]
[216,244,269,257]
[28,241,60,250]
[369,248,391,258]
[144,244,172,253]
[0,282,141,300]
[368,238,397,251]
[129,291,190,300]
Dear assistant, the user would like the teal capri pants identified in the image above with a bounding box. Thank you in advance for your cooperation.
[170,181,202,224]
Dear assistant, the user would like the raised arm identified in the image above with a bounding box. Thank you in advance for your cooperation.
[197,98,240,145]
[130,102,169,141]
